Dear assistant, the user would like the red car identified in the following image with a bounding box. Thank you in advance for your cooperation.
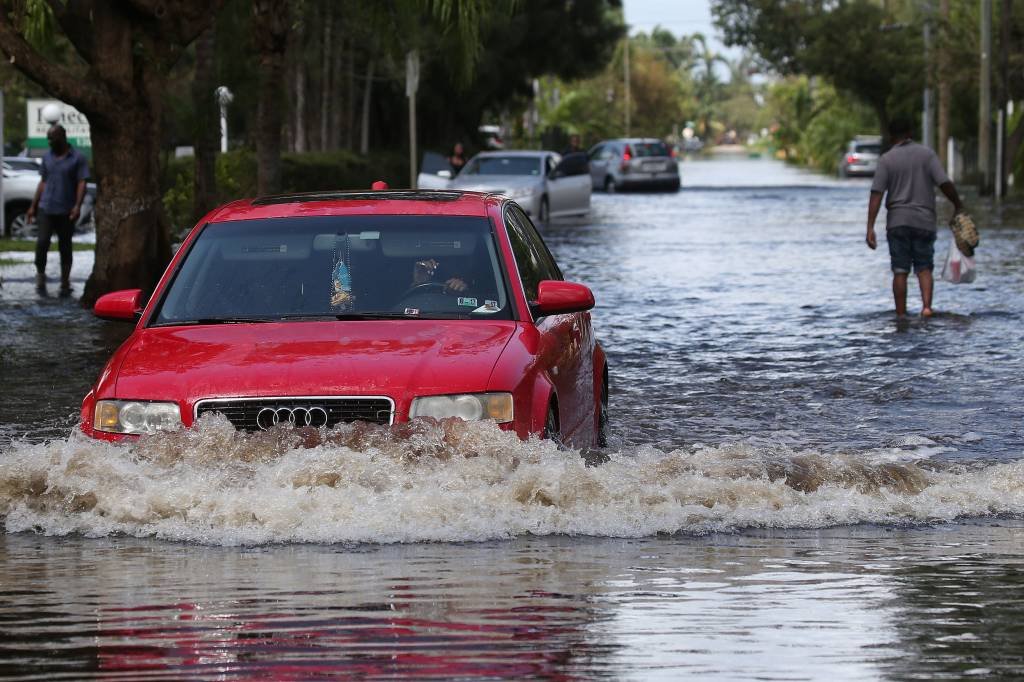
[81,190,608,448]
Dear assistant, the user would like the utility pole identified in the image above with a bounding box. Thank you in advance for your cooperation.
[0,89,5,236]
[937,0,951,167]
[997,0,1010,197]
[922,3,933,150]
[979,0,992,195]
[623,37,631,137]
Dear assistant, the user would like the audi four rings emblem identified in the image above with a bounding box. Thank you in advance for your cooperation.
[256,406,329,430]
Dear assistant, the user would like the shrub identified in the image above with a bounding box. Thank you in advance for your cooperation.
[161,150,407,234]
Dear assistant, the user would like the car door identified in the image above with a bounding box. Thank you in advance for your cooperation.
[549,153,591,215]
[543,154,569,216]
[505,205,592,442]
[588,144,606,189]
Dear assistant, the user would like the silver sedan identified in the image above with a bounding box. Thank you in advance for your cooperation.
[421,150,590,224]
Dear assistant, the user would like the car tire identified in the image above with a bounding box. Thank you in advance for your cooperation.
[538,196,550,226]
[604,176,617,193]
[6,202,34,239]
[543,403,562,447]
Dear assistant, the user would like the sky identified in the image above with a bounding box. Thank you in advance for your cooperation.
[622,0,718,38]
[622,0,741,68]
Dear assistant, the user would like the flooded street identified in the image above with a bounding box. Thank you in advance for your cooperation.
[3,155,1024,679]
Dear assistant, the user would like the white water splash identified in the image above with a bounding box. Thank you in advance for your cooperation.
[2,417,1022,546]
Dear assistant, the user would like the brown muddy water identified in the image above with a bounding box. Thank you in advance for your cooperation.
[2,156,1024,680]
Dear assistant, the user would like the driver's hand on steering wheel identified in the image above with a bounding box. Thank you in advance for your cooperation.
[444,278,467,293]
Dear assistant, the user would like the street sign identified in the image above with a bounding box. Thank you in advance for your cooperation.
[26,99,91,157]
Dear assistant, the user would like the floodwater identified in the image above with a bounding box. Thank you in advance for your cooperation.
[2,155,1024,679]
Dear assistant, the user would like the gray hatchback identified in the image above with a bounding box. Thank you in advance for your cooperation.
[588,138,680,192]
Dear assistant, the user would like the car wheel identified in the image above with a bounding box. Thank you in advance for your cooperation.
[604,176,617,193]
[6,204,35,239]
[538,196,550,226]
[543,403,562,447]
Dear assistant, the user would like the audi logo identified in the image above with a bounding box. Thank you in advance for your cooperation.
[256,406,329,430]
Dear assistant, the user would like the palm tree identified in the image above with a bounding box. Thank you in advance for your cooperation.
[689,33,728,141]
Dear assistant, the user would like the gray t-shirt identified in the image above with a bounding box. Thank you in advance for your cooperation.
[870,140,950,232]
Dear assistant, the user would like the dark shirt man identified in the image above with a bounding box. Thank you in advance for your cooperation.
[27,125,89,295]
[865,118,963,318]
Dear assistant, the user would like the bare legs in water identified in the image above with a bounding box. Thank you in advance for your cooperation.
[892,270,934,318]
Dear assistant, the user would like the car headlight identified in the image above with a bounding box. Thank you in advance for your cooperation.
[505,186,534,200]
[94,400,181,434]
[409,393,513,423]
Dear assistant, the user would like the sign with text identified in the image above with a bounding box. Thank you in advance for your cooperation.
[26,99,92,156]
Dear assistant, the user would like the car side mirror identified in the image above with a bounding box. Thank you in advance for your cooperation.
[532,280,595,317]
[94,288,145,322]
[437,169,452,179]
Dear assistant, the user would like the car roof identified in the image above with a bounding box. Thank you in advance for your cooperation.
[471,150,553,158]
[601,138,666,144]
[204,190,502,223]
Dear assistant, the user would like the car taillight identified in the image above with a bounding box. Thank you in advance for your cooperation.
[846,154,858,164]
[621,145,632,171]
[670,146,677,158]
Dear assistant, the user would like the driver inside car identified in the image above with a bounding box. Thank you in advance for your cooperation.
[410,258,468,293]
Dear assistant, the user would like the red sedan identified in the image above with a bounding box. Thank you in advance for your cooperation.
[81,190,608,448]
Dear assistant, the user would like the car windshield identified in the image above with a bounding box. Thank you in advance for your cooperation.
[854,144,881,154]
[461,156,541,176]
[151,215,512,325]
[631,142,670,157]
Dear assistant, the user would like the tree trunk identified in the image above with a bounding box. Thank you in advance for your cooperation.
[360,57,375,156]
[937,0,951,168]
[346,43,356,150]
[253,1,291,195]
[331,34,344,149]
[292,18,306,153]
[84,109,172,305]
[320,2,331,152]
[192,24,218,224]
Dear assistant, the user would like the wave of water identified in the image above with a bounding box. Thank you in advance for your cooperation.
[1,418,1022,546]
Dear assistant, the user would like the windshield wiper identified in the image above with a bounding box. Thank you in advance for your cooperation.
[155,317,276,326]
[276,312,470,321]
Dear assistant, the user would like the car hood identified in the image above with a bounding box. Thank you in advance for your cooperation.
[112,320,518,411]
[450,175,540,193]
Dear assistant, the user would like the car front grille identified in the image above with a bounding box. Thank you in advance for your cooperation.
[195,396,394,431]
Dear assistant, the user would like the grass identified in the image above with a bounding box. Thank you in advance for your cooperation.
[0,238,94,252]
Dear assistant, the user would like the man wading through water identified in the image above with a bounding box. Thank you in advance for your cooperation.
[26,124,89,296]
[865,117,964,318]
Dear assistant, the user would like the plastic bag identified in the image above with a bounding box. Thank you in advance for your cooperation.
[940,241,977,284]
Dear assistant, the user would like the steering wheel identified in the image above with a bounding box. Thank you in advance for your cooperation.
[401,282,448,298]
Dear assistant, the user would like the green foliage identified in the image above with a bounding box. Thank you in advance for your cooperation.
[713,0,923,132]
[161,150,406,234]
[766,77,876,173]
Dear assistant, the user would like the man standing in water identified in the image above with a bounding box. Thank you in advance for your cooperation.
[865,117,963,318]
[26,124,89,296]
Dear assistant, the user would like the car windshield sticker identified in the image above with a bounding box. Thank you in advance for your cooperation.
[404,308,420,316]
[472,301,501,314]
[358,231,380,240]
[330,235,354,310]
[457,297,478,307]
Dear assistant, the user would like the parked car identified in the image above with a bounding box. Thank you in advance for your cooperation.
[1,163,96,237]
[588,138,680,192]
[81,189,609,449]
[839,136,882,177]
[451,151,590,223]
[479,124,505,150]
[3,156,42,173]
[420,150,591,224]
